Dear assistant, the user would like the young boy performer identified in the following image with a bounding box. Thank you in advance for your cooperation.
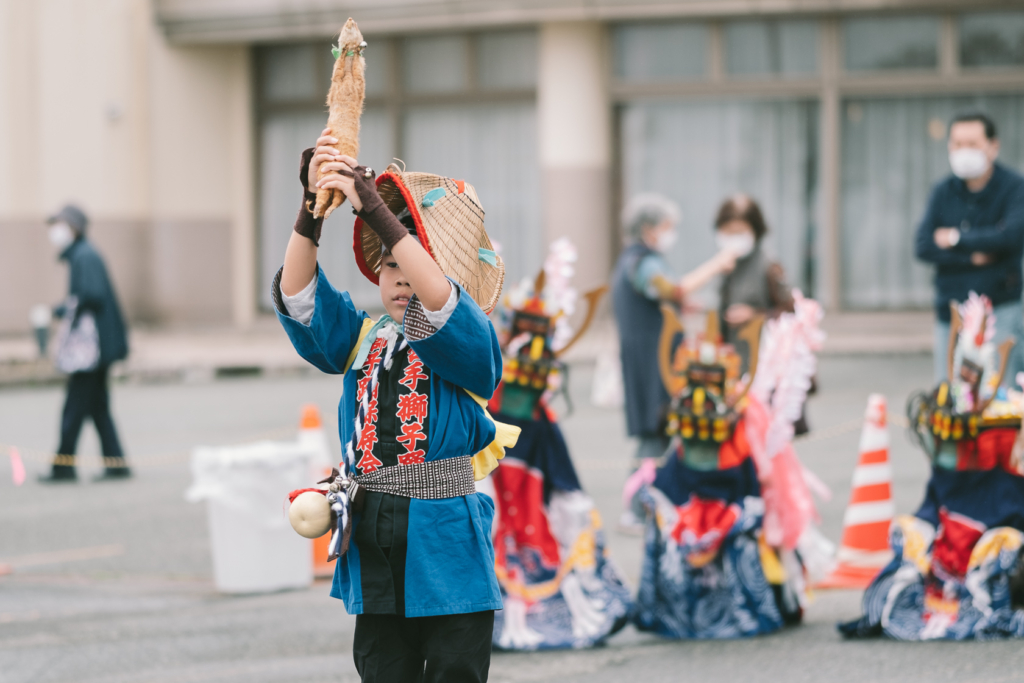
[276,128,515,683]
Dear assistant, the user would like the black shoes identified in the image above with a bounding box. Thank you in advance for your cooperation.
[37,463,132,483]
[37,464,78,483]
[93,467,132,482]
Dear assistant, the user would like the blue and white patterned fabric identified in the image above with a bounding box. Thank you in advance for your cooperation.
[484,412,632,650]
[633,454,796,639]
[840,511,1024,640]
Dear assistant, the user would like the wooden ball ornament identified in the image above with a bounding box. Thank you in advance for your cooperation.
[288,491,333,539]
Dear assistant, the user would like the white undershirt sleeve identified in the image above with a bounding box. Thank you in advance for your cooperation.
[281,272,318,325]
[421,281,458,328]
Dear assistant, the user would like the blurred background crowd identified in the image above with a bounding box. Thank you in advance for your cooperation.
[2,1,1024,338]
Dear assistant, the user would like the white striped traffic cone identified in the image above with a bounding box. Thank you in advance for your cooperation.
[817,393,895,588]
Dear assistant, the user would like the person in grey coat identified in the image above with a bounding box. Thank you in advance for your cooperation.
[39,205,131,483]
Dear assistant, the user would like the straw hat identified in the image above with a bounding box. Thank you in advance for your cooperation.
[353,163,505,314]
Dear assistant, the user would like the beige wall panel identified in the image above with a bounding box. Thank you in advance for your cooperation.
[226,48,256,327]
[538,22,610,169]
[0,0,40,215]
[0,221,65,335]
[543,167,612,294]
[0,221,153,335]
[36,0,150,217]
[148,40,252,323]
[87,220,155,324]
[0,5,253,330]
[151,219,233,323]
[538,22,613,289]
[148,40,242,218]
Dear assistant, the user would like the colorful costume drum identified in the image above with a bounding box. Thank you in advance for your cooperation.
[841,293,1024,640]
[633,293,833,639]
[484,240,632,650]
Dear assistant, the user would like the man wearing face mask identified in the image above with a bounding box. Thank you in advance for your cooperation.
[915,113,1024,383]
[40,204,130,483]
[612,193,737,529]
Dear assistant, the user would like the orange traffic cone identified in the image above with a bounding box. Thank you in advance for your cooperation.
[817,393,895,588]
[299,405,336,579]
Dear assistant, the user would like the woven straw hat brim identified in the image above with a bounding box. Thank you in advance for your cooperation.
[353,167,504,314]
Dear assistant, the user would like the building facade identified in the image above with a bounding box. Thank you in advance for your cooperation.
[1,0,1023,333]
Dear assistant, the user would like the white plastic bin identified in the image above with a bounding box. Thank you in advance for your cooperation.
[186,441,317,594]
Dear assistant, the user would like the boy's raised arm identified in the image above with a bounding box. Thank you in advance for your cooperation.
[276,133,368,374]
[281,129,342,296]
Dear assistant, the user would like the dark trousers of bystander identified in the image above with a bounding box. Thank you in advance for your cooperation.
[353,610,494,683]
[58,367,125,463]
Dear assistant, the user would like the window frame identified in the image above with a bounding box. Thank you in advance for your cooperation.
[609,11,1024,311]
[253,29,538,312]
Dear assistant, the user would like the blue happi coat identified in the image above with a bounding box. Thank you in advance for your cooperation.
[276,266,504,617]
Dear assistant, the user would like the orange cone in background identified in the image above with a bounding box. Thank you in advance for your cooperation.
[817,393,895,589]
[298,405,337,579]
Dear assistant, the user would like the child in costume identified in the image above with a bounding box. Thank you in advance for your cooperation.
[841,293,1024,640]
[630,293,833,638]
[481,239,632,650]
[276,128,517,682]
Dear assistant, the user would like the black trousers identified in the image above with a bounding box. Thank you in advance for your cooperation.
[57,367,124,462]
[353,610,494,683]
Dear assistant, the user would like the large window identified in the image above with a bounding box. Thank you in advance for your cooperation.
[620,100,819,303]
[842,16,940,72]
[724,20,818,79]
[256,30,539,311]
[613,23,708,83]
[960,12,1024,68]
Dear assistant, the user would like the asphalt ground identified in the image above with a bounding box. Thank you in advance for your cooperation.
[3,355,1024,683]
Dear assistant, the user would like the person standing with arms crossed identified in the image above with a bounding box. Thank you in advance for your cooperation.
[915,113,1024,384]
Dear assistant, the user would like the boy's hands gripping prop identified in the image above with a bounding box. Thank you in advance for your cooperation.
[346,166,411,252]
[312,18,366,220]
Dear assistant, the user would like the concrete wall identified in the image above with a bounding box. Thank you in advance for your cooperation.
[0,0,255,335]
[538,22,612,295]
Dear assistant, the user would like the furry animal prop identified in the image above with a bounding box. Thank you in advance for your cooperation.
[312,18,367,219]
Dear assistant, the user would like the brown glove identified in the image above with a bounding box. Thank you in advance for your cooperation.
[348,166,410,253]
[293,147,325,246]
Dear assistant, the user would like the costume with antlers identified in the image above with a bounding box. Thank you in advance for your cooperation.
[842,293,1024,640]
[630,295,833,639]
[481,239,632,650]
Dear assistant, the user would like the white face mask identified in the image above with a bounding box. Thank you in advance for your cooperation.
[716,232,755,258]
[48,222,75,251]
[653,229,677,253]
[949,148,990,180]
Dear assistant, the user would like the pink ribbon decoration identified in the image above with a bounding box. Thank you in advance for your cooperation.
[9,446,25,486]
[622,457,658,510]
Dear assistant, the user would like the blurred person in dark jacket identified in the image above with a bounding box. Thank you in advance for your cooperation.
[915,113,1024,385]
[40,204,130,483]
